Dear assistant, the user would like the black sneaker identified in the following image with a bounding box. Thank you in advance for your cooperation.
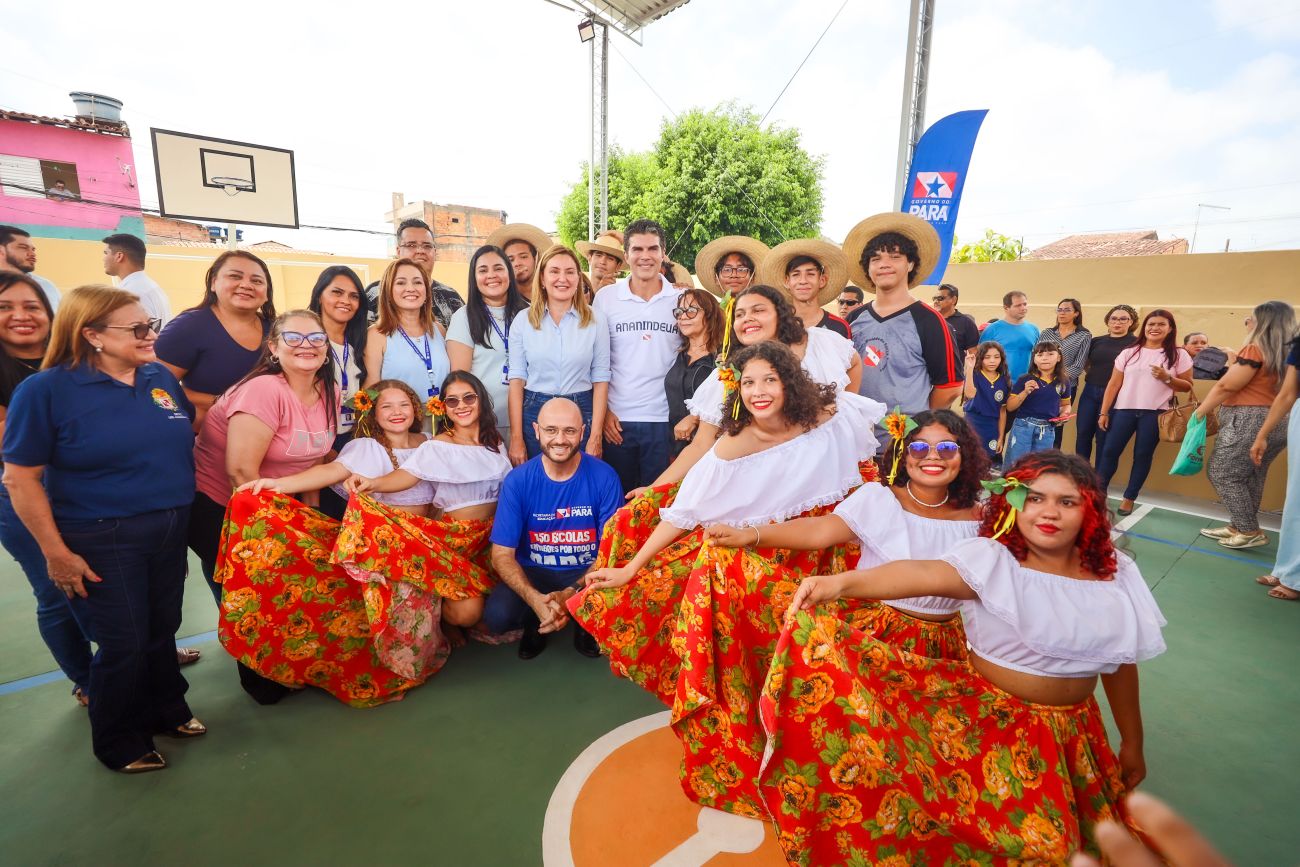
[519,622,548,660]
[573,626,601,658]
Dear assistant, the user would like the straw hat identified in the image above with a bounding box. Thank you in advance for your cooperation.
[758,238,849,305]
[484,223,553,258]
[662,259,694,287]
[576,229,626,266]
[694,236,770,296]
[841,212,941,290]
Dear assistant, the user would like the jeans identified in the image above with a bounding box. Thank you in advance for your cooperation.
[604,421,671,492]
[1074,382,1109,464]
[1096,408,1161,500]
[60,507,193,769]
[187,492,227,605]
[1002,416,1056,470]
[483,563,587,634]
[1274,405,1300,591]
[522,388,593,459]
[0,488,93,692]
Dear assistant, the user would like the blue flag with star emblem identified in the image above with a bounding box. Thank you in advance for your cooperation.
[899,109,988,286]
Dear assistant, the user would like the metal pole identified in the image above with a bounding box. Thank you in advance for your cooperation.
[597,23,609,233]
[893,0,935,209]
[226,222,237,251]
[587,30,596,242]
[1191,203,1230,253]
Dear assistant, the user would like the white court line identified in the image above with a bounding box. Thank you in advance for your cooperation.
[1111,503,1155,538]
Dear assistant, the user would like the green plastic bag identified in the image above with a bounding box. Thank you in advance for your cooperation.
[1169,412,1208,476]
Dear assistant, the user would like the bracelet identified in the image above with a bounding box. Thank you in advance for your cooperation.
[752,526,761,547]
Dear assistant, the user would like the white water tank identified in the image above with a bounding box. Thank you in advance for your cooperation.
[69,92,124,123]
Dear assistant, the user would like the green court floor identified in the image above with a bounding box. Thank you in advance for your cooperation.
[1,504,1297,866]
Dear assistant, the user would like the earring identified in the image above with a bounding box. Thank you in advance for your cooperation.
[269,355,280,366]
[93,345,103,353]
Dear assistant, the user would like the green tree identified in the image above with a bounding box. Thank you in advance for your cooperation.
[950,229,1024,263]
[555,103,825,268]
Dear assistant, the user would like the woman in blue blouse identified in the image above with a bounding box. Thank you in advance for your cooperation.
[363,259,450,426]
[961,340,1011,463]
[1002,340,1073,468]
[2,286,204,773]
[506,245,610,465]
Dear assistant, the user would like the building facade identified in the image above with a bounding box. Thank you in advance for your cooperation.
[386,193,506,263]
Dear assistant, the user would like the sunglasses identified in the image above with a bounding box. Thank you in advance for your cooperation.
[905,440,960,459]
[443,393,479,409]
[101,318,162,340]
[837,298,857,306]
[281,331,328,348]
[672,306,701,319]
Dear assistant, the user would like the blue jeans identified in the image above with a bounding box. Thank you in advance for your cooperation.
[522,388,593,459]
[1274,406,1300,591]
[60,507,193,769]
[1096,408,1161,500]
[1002,416,1056,470]
[604,421,671,492]
[1074,382,1109,464]
[0,488,94,692]
[483,563,587,634]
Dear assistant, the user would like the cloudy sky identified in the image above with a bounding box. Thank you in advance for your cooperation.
[3,0,1299,259]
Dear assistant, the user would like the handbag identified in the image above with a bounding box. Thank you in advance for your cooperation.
[1169,412,1209,475]
[1158,393,1219,443]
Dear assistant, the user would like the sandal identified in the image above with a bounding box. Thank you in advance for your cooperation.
[116,751,167,774]
[1268,586,1300,601]
[1256,575,1281,587]
[176,647,201,666]
[160,717,207,738]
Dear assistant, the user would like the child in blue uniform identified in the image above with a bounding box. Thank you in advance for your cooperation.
[962,341,1010,464]
[1003,341,1072,467]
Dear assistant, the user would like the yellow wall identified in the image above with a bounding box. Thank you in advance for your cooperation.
[940,251,1300,509]
[29,239,1297,510]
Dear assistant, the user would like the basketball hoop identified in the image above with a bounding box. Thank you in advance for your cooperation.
[209,176,254,196]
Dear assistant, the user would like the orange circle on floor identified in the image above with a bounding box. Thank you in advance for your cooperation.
[566,722,787,866]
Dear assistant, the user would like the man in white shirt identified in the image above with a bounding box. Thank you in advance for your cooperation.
[591,219,681,492]
[103,233,171,325]
[0,225,60,311]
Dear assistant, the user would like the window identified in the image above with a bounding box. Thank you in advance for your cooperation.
[0,155,80,199]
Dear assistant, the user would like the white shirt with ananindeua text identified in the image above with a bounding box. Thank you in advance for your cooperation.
[119,270,172,326]
[592,275,681,422]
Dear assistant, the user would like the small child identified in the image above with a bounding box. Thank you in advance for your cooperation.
[962,341,1011,464]
[1003,341,1072,467]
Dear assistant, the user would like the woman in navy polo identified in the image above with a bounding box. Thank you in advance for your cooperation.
[2,286,203,774]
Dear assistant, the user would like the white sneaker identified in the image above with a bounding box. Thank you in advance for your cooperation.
[1219,532,1268,549]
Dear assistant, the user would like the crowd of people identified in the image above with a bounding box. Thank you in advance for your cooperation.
[1,211,1295,864]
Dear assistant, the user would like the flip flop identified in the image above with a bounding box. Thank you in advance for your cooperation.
[1267,586,1300,601]
[1256,575,1281,587]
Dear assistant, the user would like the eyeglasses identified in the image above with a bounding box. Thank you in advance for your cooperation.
[672,305,701,319]
[281,331,328,348]
[443,393,479,409]
[905,440,960,459]
[398,242,436,253]
[931,295,950,303]
[718,266,751,276]
[1056,307,1075,313]
[101,318,162,340]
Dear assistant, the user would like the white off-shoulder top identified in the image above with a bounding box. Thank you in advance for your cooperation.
[685,327,857,427]
[660,393,884,530]
[331,437,434,507]
[400,439,513,512]
[941,538,1167,678]
[833,482,979,616]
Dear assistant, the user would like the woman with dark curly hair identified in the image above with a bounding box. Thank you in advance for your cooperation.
[567,340,884,817]
[761,450,1167,866]
[706,408,988,660]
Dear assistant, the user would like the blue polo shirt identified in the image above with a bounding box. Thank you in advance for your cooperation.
[980,320,1040,380]
[3,362,197,520]
[490,453,622,574]
[963,371,1010,418]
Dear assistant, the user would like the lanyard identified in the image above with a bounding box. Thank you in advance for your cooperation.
[331,341,354,421]
[484,305,509,385]
[397,326,437,397]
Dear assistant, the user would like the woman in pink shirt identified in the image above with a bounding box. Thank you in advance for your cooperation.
[1095,309,1193,515]
[188,310,337,701]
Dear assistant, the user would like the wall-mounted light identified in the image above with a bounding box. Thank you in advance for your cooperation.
[578,17,595,43]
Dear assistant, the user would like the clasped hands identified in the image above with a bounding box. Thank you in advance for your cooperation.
[531,589,575,634]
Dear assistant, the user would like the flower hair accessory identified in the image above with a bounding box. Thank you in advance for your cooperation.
[717,362,743,420]
[348,389,378,416]
[980,475,1030,540]
[883,406,918,485]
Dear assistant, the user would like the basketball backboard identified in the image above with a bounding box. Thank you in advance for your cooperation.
[151,128,298,228]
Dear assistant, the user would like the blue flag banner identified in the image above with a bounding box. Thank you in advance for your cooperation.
[899,109,988,287]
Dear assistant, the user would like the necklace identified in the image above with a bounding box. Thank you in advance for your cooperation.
[905,481,949,509]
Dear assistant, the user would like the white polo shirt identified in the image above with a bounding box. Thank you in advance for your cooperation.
[592,275,681,422]
[119,270,173,326]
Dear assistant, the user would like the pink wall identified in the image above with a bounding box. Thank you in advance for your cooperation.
[0,119,143,237]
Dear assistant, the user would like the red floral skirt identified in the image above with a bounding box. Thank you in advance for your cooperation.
[759,611,1133,866]
[845,602,968,662]
[215,491,428,707]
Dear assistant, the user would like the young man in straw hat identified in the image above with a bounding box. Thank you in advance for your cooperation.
[693,236,768,297]
[842,212,964,419]
[576,229,626,293]
[759,238,852,338]
[485,223,553,301]
[590,219,680,492]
